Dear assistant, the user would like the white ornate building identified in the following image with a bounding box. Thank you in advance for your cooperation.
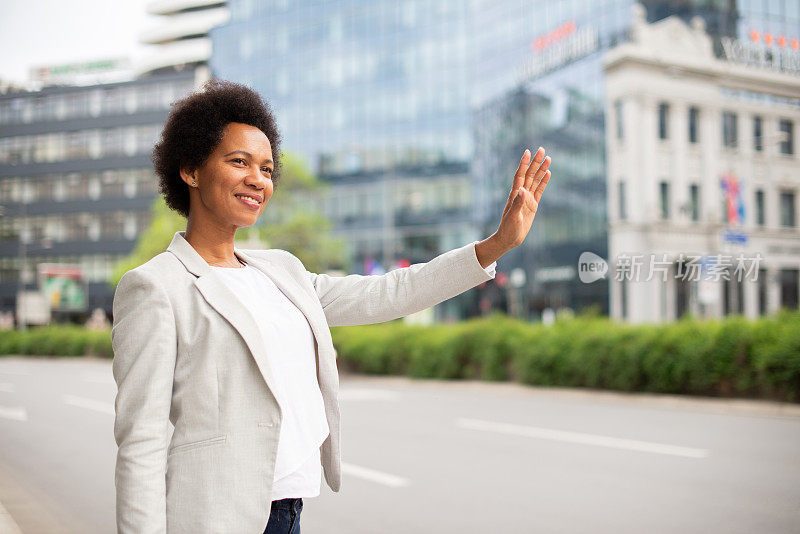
[604,5,800,323]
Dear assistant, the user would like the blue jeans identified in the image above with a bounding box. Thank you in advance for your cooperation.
[264,498,303,534]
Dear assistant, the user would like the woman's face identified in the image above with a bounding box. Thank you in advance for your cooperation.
[180,122,274,229]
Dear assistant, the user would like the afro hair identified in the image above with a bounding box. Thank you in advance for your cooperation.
[152,79,282,218]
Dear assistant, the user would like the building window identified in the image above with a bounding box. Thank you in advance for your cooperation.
[722,111,738,148]
[689,184,699,221]
[780,269,799,310]
[101,128,124,157]
[779,119,794,155]
[618,180,626,220]
[758,268,767,316]
[755,189,765,226]
[658,102,669,140]
[753,116,763,152]
[659,181,670,220]
[688,106,699,143]
[780,190,796,227]
[615,99,623,140]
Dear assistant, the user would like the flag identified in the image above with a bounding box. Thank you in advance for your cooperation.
[720,173,745,225]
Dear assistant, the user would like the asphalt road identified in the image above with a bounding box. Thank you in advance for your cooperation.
[0,356,799,533]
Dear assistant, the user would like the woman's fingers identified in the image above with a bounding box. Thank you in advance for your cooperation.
[533,170,551,203]
[525,148,545,184]
[509,147,549,207]
[511,149,531,193]
[507,149,530,207]
[526,155,550,191]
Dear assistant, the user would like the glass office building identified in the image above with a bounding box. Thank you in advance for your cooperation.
[211,1,473,175]
[211,0,792,319]
[211,1,485,322]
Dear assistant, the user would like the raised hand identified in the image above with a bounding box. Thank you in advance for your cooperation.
[492,147,552,250]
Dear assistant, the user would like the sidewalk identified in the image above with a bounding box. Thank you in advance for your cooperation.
[340,372,800,419]
[0,499,22,534]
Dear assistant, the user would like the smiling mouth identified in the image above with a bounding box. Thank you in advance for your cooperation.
[234,194,261,209]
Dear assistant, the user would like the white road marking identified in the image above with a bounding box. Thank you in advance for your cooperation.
[0,406,27,422]
[456,417,710,459]
[0,369,30,376]
[0,383,14,393]
[82,374,115,385]
[338,388,399,401]
[341,462,410,488]
[63,394,115,416]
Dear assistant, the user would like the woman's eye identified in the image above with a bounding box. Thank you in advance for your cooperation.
[233,158,246,164]
[262,168,273,174]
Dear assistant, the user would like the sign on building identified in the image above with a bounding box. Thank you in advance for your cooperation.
[38,264,88,312]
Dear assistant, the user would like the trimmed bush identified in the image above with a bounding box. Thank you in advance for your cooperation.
[1,310,798,402]
[331,312,800,402]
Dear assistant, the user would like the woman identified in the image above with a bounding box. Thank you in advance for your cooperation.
[111,79,551,534]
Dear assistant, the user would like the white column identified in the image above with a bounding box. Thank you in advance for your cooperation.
[767,267,782,315]
[743,274,759,320]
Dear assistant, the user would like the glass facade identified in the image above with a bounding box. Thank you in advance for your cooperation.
[211,0,473,175]
[210,0,787,319]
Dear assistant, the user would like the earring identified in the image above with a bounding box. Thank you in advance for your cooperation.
[191,181,196,186]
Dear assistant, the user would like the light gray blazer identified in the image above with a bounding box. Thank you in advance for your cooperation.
[111,230,496,533]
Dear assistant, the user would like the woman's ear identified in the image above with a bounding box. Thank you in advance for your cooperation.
[179,166,197,188]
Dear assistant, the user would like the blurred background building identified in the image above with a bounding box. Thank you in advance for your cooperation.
[137,0,229,79]
[209,0,799,322]
[606,6,800,323]
[0,0,797,324]
[0,69,196,319]
[0,1,231,322]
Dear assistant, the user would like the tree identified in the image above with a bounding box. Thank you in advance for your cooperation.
[251,151,349,273]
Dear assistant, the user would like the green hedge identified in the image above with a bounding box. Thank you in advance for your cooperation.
[1,310,798,402]
[331,310,800,403]
[0,325,112,358]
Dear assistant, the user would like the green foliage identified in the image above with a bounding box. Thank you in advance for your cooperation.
[0,325,111,357]
[256,152,348,273]
[2,311,798,403]
[752,310,800,402]
[331,312,800,403]
[257,208,348,274]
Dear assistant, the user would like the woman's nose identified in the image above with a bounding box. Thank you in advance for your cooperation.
[244,165,268,188]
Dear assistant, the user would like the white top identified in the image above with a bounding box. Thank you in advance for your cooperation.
[211,263,329,500]
[210,247,497,499]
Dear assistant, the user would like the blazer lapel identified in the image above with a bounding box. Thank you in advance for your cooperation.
[165,231,329,399]
[166,231,283,399]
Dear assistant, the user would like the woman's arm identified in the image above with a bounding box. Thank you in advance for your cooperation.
[302,147,552,327]
[305,240,497,327]
[111,268,177,534]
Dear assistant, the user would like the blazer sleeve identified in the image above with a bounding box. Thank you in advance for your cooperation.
[306,241,496,327]
[111,268,177,534]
